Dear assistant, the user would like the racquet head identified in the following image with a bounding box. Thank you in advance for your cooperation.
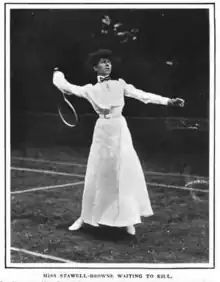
[183,165,208,202]
[185,179,209,202]
[57,93,78,127]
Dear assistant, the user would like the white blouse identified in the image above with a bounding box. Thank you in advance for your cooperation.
[53,71,170,115]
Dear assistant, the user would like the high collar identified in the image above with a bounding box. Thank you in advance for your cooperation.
[97,75,111,83]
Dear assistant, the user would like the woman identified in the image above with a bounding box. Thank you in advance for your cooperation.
[53,49,184,235]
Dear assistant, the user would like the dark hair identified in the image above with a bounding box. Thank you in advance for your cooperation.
[84,49,122,82]
[85,49,113,68]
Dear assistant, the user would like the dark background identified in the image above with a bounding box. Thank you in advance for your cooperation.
[10,8,209,118]
[10,8,210,176]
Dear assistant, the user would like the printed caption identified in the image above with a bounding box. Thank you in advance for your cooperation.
[43,273,173,280]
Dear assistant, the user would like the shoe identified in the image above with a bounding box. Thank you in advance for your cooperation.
[126,225,136,235]
[68,218,84,231]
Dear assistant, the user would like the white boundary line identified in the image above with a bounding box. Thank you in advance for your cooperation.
[11,166,84,178]
[11,181,84,195]
[147,182,209,193]
[11,247,77,263]
[12,156,87,167]
[11,166,208,194]
[145,170,207,179]
[12,156,208,180]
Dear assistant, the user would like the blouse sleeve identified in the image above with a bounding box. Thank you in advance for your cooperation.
[119,78,170,105]
[53,71,92,98]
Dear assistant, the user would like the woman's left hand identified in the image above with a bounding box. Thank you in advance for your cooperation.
[169,98,185,107]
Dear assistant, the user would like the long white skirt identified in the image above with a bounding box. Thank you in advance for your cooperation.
[80,116,153,227]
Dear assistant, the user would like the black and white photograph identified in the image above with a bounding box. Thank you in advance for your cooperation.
[3,1,217,278]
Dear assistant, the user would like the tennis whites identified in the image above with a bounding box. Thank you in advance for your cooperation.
[53,71,184,236]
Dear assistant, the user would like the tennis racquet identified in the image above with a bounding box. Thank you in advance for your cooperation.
[57,92,78,127]
[184,166,208,202]
[53,66,78,127]
[185,179,209,202]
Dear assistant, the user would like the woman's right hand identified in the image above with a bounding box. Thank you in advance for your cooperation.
[53,67,62,73]
[168,98,185,107]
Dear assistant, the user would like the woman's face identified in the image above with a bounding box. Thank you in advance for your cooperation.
[94,58,112,76]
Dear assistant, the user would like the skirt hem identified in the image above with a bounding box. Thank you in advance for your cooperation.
[83,212,154,227]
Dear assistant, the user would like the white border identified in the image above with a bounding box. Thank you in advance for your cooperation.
[5,2,11,274]
[209,3,215,269]
[3,3,216,9]
[3,1,216,281]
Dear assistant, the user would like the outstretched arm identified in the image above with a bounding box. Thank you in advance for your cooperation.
[120,79,184,107]
[53,68,119,116]
[53,68,92,98]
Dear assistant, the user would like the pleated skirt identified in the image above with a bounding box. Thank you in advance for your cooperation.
[80,116,153,227]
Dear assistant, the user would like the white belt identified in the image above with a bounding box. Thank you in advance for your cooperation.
[99,113,122,119]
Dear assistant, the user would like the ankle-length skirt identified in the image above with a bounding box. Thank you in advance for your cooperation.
[80,116,153,227]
